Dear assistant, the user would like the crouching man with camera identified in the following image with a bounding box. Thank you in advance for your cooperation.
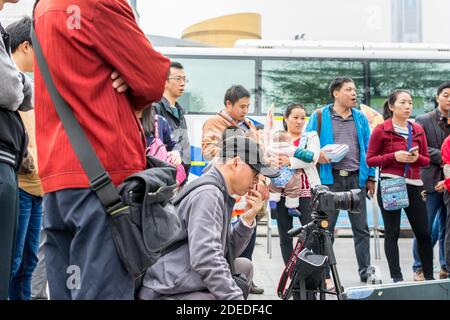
[138,136,279,300]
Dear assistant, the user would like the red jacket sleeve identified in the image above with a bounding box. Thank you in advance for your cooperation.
[92,0,170,109]
[366,123,396,168]
[415,125,430,167]
[442,136,450,164]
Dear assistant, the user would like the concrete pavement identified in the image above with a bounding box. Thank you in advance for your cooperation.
[249,225,443,300]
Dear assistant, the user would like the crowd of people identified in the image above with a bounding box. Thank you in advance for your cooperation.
[1,0,450,300]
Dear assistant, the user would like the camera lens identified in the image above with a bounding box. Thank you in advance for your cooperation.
[332,189,361,212]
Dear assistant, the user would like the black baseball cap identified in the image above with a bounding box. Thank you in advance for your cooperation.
[219,136,280,178]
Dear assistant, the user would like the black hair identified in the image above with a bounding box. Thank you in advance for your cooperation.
[170,61,183,70]
[283,103,305,130]
[167,61,184,78]
[329,76,354,100]
[5,16,32,54]
[141,104,157,137]
[382,89,412,120]
[223,85,250,106]
[437,81,450,96]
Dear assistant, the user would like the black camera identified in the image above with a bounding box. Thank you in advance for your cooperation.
[311,185,361,215]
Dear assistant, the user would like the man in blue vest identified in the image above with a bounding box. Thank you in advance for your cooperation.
[306,76,375,284]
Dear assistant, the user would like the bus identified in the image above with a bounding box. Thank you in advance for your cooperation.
[157,40,450,176]
[157,40,450,232]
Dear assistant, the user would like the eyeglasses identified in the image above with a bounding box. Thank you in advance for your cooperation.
[168,76,189,83]
[250,167,260,181]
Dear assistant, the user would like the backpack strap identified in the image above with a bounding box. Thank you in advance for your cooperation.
[172,174,226,206]
[317,108,322,138]
[162,175,227,256]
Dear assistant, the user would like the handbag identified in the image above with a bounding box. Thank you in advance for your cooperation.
[379,123,412,211]
[32,24,183,278]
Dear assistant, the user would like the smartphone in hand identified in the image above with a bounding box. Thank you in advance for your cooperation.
[409,146,419,155]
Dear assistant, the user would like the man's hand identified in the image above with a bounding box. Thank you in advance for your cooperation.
[318,150,331,164]
[435,180,446,193]
[257,178,269,201]
[366,180,376,198]
[242,187,263,226]
[111,70,129,93]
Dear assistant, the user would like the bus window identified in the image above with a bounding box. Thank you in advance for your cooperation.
[261,59,364,115]
[369,61,450,117]
[172,57,256,114]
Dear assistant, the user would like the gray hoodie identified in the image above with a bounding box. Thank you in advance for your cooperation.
[0,21,32,169]
[139,167,254,300]
[0,22,33,112]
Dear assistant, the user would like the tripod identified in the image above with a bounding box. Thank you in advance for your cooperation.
[279,211,344,300]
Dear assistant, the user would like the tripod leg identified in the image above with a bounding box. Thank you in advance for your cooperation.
[299,279,307,300]
[323,231,344,296]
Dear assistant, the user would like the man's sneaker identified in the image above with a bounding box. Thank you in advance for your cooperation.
[439,268,449,279]
[414,269,425,281]
[287,208,301,218]
[249,281,264,295]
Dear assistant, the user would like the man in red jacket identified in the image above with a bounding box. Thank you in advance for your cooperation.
[33,0,170,299]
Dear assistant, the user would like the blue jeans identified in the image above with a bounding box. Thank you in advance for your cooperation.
[9,189,43,300]
[412,191,447,271]
[44,189,134,299]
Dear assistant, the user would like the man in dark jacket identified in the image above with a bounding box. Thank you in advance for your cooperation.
[153,61,191,183]
[413,81,450,280]
[0,0,34,300]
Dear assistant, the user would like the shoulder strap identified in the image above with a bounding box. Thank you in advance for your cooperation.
[218,111,236,126]
[31,17,124,214]
[403,123,413,177]
[172,175,226,206]
[317,108,322,137]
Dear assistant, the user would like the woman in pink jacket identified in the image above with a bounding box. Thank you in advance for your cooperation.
[367,89,433,282]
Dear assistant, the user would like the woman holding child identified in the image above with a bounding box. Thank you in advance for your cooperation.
[269,103,321,266]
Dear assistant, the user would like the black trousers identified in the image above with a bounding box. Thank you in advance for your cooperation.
[377,183,433,280]
[325,172,371,280]
[276,197,312,266]
[0,163,19,300]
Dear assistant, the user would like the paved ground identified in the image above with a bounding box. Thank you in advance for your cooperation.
[248,224,443,300]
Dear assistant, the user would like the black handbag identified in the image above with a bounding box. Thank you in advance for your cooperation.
[31,22,182,279]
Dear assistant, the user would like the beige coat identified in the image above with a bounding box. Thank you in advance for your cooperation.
[201,110,259,160]
[18,110,43,196]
